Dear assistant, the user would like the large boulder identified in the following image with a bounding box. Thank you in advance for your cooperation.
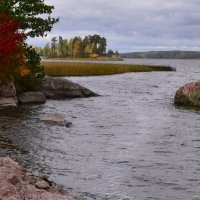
[40,77,98,99]
[174,81,200,107]
[17,92,46,104]
[0,81,17,108]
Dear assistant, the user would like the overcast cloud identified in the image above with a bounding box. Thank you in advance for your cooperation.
[28,0,200,52]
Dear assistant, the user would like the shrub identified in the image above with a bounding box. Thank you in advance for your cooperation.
[14,45,45,94]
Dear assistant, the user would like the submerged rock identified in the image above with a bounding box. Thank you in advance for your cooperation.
[40,113,72,127]
[174,81,200,107]
[0,157,81,200]
[17,92,46,104]
[40,77,98,99]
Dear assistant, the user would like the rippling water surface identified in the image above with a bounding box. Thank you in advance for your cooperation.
[1,59,200,200]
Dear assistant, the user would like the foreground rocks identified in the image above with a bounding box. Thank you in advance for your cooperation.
[0,157,83,200]
[40,77,98,99]
[0,77,98,109]
[174,81,200,107]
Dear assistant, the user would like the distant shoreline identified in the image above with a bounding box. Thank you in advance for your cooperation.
[120,50,200,59]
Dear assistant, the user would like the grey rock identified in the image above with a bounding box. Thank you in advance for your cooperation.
[40,77,98,99]
[0,97,17,108]
[17,92,46,104]
[174,81,200,107]
[35,180,50,190]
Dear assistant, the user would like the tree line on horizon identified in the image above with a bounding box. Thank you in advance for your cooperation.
[39,34,119,58]
[121,51,200,59]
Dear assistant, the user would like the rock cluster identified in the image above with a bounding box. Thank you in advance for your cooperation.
[0,157,82,200]
[0,77,98,108]
[174,81,200,107]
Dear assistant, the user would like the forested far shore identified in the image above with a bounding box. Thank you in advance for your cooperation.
[120,51,200,59]
[36,34,120,59]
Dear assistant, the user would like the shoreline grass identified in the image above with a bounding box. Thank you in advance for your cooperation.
[42,61,174,77]
[43,57,123,61]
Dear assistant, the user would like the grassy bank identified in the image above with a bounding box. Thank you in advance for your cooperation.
[44,57,123,61]
[42,61,174,77]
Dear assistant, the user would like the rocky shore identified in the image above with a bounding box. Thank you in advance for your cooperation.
[0,78,96,199]
[0,157,85,200]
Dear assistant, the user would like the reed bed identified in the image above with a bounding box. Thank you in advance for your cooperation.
[42,61,173,77]
[45,57,123,61]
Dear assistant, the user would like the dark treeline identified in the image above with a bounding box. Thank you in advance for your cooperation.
[121,51,200,59]
[39,34,118,58]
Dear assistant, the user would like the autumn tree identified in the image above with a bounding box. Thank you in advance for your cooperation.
[58,36,68,57]
[0,0,58,93]
[68,38,73,57]
[72,37,82,57]
[43,43,51,57]
[0,13,24,81]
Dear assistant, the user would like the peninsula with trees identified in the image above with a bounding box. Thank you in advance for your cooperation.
[38,34,121,60]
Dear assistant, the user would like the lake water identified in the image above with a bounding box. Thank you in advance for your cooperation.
[1,59,200,200]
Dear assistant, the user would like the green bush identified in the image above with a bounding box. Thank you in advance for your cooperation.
[14,45,45,94]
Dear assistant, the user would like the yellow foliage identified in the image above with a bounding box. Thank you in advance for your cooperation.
[90,53,98,58]
[19,66,31,77]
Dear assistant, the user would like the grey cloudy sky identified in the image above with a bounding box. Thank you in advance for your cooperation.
[28,0,200,52]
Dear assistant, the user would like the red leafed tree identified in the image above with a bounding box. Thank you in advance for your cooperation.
[0,12,24,80]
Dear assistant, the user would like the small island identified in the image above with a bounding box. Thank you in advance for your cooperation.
[36,34,122,61]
